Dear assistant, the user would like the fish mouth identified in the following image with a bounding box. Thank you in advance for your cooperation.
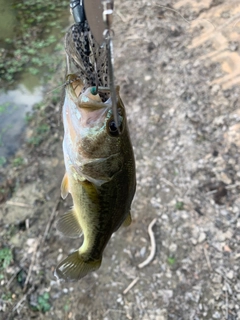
[66,75,112,127]
[66,75,110,108]
[78,87,112,128]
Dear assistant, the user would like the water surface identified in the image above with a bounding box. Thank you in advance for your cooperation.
[0,0,70,161]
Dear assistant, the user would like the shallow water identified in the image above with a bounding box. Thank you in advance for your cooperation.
[0,84,43,158]
[0,0,69,160]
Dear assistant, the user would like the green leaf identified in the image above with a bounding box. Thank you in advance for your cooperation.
[0,248,13,270]
[0,157,7,166]
[167,257,176,266]
[175,201,184,210]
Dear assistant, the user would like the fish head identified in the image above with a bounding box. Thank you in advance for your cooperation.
[63,75,129,160]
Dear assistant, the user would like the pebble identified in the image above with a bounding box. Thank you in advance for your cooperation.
[161,214,168,220]
[212,311,221,319]
[211,84,220,94]
[215,231,226,242]
[222,282,233,295]
[116,294,124,306]
[192,226,200,238]
[160,290,173,305]
[198,232,206,243]
[191,238,197,245]
[229,41,238,51]
[219,172,232,184]
[156,314,167,320]
[220,209,229,216]
[169,243,177,252]
[140,247,146,257]
[226,270,234,280]
[212,242,223,252]
[234,283,240,292]
[144,75,152,81]
[57,253,63,262]
[211,274,222,284]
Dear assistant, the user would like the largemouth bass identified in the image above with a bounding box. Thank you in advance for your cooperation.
[54,74,136,281]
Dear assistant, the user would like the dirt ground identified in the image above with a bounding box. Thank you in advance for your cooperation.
[1,0,240,319]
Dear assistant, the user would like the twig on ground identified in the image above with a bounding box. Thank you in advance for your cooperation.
[226,182,240,190]
[6,268,21,290]
[206,182,240,196]
[11,286,34,315]
[6,201,32,208]
[115,10,128,23]
[23,238,41,293]
[160,177,181,196]
[225,281,229,320]
[206,190,217,196]
[203,246,212,271]
[104,309,125,316]
[42,197,61,243]
[155,5,216,30]
[123,277,139,295]
[138,218,157,269]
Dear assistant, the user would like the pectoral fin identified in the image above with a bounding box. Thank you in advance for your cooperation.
[79,153,122,186]
[61,173,69,199]
[56,209,82,238]
[122,212,132,227]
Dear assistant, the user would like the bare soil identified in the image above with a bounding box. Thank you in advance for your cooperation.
[1,0,240,319]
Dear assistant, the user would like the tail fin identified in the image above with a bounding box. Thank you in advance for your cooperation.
[56,209,82,238]
[54,250,101,281]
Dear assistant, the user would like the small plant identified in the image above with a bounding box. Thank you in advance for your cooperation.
[33,102,44,110]
[27,136,43,146]
[36,124,50,134]
[0,102,10,114]
[25,114,34,123]
[17,269,27,288]
[1,292,12,301]
[167,257,176,266]
[175,201,184,210]
[0,156,6,166]
[0,248,13,270]
[36,292,51,313]
[12,157,24,167]
[64,303,70,312]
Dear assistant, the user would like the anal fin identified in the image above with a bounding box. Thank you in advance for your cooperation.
[122,212,132,227]
[61,173,69,199]
[56,209,82,238]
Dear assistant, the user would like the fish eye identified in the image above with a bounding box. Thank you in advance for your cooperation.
[108,120,119,136]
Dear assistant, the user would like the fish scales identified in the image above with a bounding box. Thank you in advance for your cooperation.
[55,23,136,281]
